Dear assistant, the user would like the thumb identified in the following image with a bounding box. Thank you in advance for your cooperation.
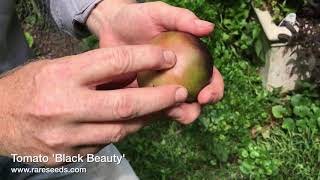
[145,1,214,36]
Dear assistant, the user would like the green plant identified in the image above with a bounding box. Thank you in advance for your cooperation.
[80,35,99,51]
[239,143,281,178]
[24,32,34,48]
[290,5,320,87]
[253,0,306,24]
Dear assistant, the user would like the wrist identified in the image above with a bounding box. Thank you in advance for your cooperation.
[0,60,49,157]
[0,76,14,157]
[87,0,137,37]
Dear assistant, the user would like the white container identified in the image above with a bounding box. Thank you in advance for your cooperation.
[254,7,300,92]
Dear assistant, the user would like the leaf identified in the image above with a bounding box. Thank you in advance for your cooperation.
[250,150,260,158]
[311,104,320,118]
[293,106,312,118]
[241,149,249,158]
[272,105,287,119]
[291,94,308,107]
[222,33,230,41]
[306,118,318,133]
[24,32,34,48]
[223,19,232,25]
[296,119,308,132]
[240,160,255,174]
[282,118,295,131]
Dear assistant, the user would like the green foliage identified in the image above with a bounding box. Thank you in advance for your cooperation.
[16,0,46,27]
[24,32,34,48]
[81,35,99,51]
[272,105,288,119]
[282,118,295,131]
[239,143,281,178]
[253,0,306,24]
[266,87,320,178]
[273,92,320,135]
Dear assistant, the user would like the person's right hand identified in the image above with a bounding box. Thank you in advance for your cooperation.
[0,45,187,167]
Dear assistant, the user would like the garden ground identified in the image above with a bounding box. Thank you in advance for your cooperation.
[116,1,320,179]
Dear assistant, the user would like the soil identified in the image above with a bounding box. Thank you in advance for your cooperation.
[22,24,83,59]
[16,0,84,59]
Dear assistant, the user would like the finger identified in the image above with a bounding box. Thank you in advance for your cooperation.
[78,85,188,122]
[198,67,224,105]
[166,103,201,124]
[71,118,148,145]
[67,45,177,85]
[122,117,149,135]
[146,1,214,37]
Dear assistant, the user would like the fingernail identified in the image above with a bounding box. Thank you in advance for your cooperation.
[194,19,213,28]
[163,50,176,68]
[175,88,188,103]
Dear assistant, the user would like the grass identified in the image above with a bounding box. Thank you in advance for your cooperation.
[115,0,320,179]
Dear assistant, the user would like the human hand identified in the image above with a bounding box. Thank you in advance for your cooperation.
[87,0,214,47]
[87,0,224,124]
[0,45,187,166]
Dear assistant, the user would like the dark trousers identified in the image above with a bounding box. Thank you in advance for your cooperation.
[0,0,30,74]
[0,1,32,179]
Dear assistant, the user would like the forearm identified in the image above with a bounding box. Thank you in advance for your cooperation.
[0,68,25,157]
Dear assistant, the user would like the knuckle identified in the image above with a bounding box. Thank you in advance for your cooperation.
[112,95,137,120]
[28,92,63,120]
[27,93,54,120]
[180,8,196,17]
[29,101,51,119]
[39,130,68,149]
[109,47,133,74]
[144,46,163,68]
[110,125,126,143]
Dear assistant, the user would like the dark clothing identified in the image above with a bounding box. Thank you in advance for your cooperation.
[0,0,30,73]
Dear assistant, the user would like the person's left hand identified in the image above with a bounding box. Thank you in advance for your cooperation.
[87,0,224,124]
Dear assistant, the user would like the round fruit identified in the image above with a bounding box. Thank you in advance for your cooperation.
[137,31,213,102]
